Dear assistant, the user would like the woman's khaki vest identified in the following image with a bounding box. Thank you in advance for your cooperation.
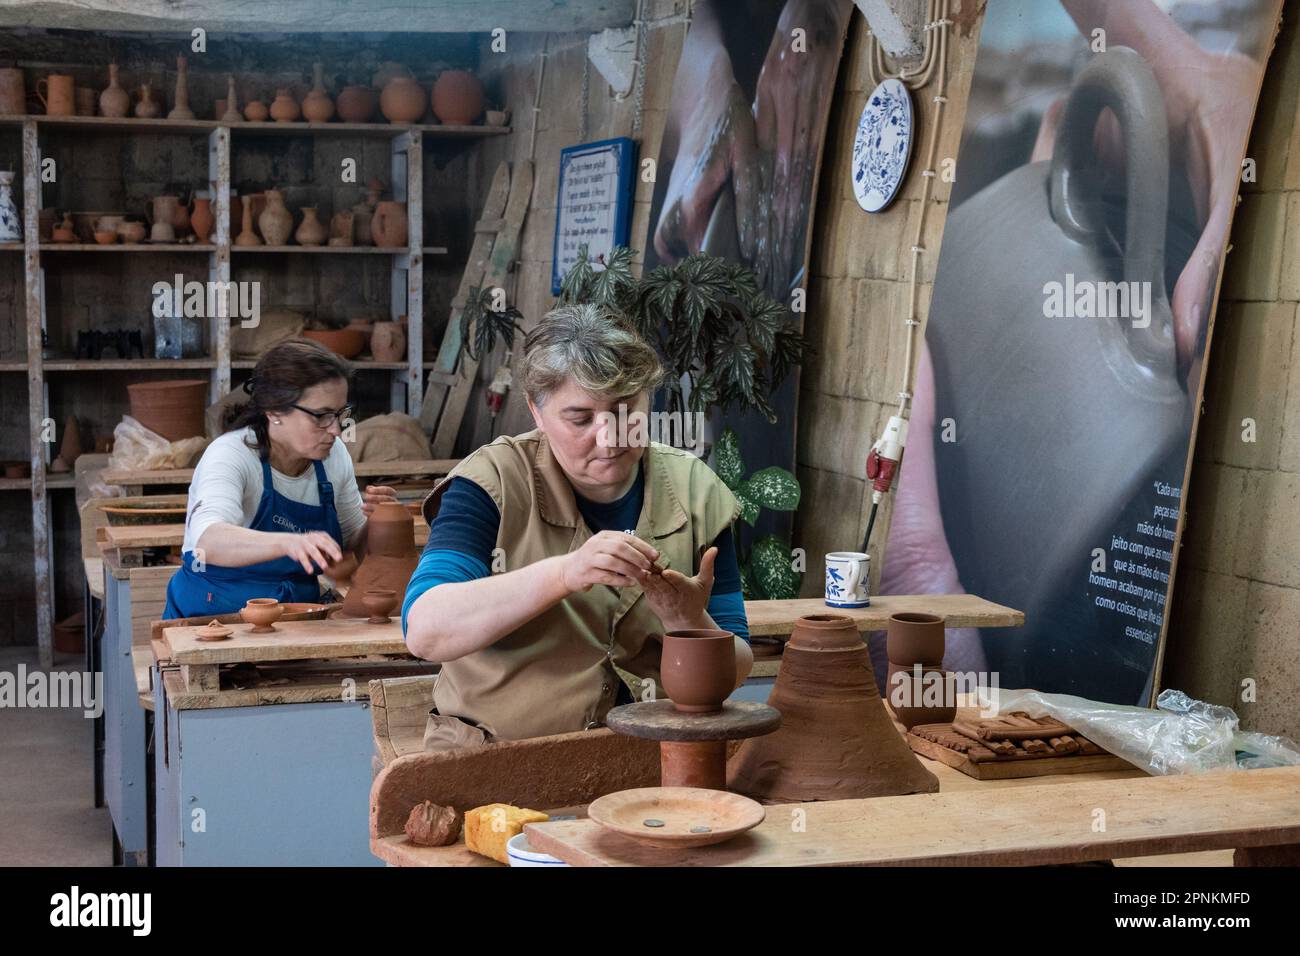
[419,429,740,742]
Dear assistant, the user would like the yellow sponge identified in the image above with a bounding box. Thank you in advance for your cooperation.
[464,804,550,864]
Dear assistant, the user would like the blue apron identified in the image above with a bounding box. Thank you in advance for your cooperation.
[164,458,343,619]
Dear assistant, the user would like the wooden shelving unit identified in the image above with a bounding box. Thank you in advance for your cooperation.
[4,111,509,666]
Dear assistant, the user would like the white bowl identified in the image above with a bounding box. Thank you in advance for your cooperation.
[506,832,568,867]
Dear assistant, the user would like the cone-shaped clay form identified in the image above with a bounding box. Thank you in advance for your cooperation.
[727,613,939,801]
[341,501,419,617]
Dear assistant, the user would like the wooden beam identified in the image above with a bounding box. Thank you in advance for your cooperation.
[0,0,636,33]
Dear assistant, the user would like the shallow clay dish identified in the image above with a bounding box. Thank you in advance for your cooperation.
[587,787,764,849]
[278,602,330,618]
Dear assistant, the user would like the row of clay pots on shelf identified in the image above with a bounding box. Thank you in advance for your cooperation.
[233,190,407,248]
[303,318,407,362]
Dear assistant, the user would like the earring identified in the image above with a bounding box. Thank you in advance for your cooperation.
[273,418,282,425]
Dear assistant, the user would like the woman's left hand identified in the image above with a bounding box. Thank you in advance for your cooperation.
[360,484,399,516]
[640,546,717,632]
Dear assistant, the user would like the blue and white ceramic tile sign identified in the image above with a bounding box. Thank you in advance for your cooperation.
[551,137,636,294]
[0,171,21,242]
[825,551,870,608]
[852,78,913,213]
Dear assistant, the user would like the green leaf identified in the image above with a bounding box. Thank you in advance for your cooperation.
[733,483,761,526]
[746,466,801,511]
[720,340,757,403]
[739,561,761,600]
[713,427,745,488]
[559,244,595,303]
[751,534,801,600]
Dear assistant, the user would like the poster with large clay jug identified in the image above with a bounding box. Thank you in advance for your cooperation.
[882,0,1284,705]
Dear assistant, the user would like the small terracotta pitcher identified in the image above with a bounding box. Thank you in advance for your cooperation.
[36,74,75,116]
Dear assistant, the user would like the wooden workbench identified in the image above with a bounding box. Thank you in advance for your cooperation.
[101,458,460,492]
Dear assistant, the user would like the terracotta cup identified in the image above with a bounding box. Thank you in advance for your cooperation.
[241,598,283,633]
[886,611,946,666]
[363,588,398,624]
[885,662,957,729]
[36,74,75,116]
[660,628,736,714]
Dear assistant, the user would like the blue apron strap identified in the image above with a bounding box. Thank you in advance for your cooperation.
[312,458,343,545]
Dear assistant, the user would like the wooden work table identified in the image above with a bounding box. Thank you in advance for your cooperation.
[101,458,459,491]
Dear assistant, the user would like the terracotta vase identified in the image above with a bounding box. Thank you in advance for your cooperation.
[99,63,129,118]
[36,74,75,117]
[379,76,425,124]
[235,195,261,246]
[302,63,334,122]
[221,75,242,123]
[370,200,407,248]
[327,210,354,246]
[269,88,300,123]
[886,612,946,666]
[190,193,214,242]
[243,99,269,122]
[258,190,293,246]
[126,379,208,440]
[52,213,77,243]
[168,55,194,120]
[369,320,406,362]
[660,629,736,713]
[341,502,419,618]
[58,415,83,467]
[75,87,96,116]
[294,206,326,246]
[336,85,375,123]
[134,82,161,119]
[431,70,485,125]
[0,68,25,115]
[147,195,179,242]
[726,614,940,801]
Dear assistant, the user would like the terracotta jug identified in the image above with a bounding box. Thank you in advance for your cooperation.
[341,502,420,618]
[99,63,129,118]
[221,75,242,123]
[923,47,1190,690]
[431,70,485,125]
[379,76,425,123]
[726,614,940,801]
[134,82,161,119]
[336,85,374,123]
[258,190,293,245]
[0,68,25,115]
[234,194,262,246]
[370,200,407,248]
[328,210,354,246]
[190,193,214,242]
[270,88,300,123]
[370,320,406,362]
[36,74,75,117]
[302,63,334,122]
[147,195,179,242]
[168,55,194,120]
[294,206,326,246]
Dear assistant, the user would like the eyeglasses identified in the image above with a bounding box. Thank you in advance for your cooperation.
[290,403,353,429]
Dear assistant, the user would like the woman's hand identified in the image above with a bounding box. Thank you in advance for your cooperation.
[361,484,399,516]
[559,530,660,592]
[279,531,343,575]
[641,546,717,632]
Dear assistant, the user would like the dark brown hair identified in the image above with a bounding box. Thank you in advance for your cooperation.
[230,339,352,458]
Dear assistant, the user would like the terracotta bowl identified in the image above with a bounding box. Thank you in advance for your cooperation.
[363,588,398,624]
[93,229,117,245]
[241,598,283,633]
[885,662,957,729]
[660,629,735,714]
[302,328,366,359]
[586,787,765,848]
[886,611,946,666]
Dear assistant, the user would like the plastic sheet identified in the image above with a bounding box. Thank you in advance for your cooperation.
[973,687,1300,775]
[86,416,208,498]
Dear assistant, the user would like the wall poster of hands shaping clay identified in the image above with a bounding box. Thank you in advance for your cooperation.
[881,0,1284,705]
[645,0,854,535]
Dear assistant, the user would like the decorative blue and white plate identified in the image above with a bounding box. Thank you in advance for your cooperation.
[852,78,913,213]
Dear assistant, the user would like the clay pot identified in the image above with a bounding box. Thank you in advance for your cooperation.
[94,215,124,234]
[117,220,146,244]
[294,206,327,246]
[323,551,358,586]
[93,229,117,245]
[99,63,130,118]
[234,195,261,245]
[134,82,161,119]
[363,588,398,624]
[221,75,242,123]
[341,501,419,618]
[370,320,406,362]
[431,70,485,125]
[328,210,354,246]
[886,662,957,729]
[168,55,194,120]
[241,598,283,633]
[244,100,269,122]
[302,63,334,122]
[484,109,510,127]
[270,88,300,123]
[302,327,365,359]
[336,85,375,123]
[886,611,946,666]
[51,214,76,243]
[75,87,96,117]
[379,76,425,124]
[370,200,407,248]
[126,379,208,441]
[36,74,75,117]
[147,195,179,242]
[0,68,25,115]
[660,629,735,714]
[726,614,940,801]
[190,193,214,243]
[258,190,293,246]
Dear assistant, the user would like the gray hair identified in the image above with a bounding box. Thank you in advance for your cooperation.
[520,303,664,406]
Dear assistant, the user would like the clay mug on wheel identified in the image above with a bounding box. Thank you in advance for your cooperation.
[363,588,398,624]
[659,629,736,714]
[241,598,283,633]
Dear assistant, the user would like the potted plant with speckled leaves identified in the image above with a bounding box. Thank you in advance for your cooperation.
[713,426,801,600]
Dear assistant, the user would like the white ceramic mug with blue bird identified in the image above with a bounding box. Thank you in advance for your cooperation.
[824,551,870,608]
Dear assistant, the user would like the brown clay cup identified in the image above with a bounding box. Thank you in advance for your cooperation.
[363,588,398,624]
[886,611,946,666]
[241,598,283,633]
[660,628,736,714]
[886,662,957,729]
